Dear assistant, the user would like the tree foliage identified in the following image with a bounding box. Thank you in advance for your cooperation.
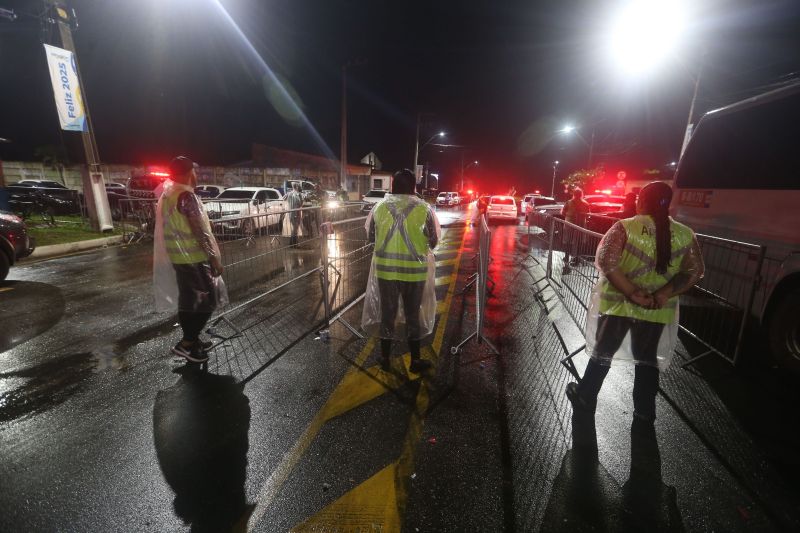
[562,165,605,191]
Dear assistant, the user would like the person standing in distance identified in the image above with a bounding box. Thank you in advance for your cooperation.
[153,156,225,363]
[362,169,440,374]
[566,181,704,426]
[285,182,303,247]
[561,187,591,268]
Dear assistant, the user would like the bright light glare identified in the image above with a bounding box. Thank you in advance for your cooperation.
[560,125,575,134]
[439,131,445,137]
[607,1,686,75]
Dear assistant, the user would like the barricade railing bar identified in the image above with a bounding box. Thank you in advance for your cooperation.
[526,213,767,372]
[452,213,499,355]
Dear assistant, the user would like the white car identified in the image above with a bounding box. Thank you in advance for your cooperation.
[436,192,460,206]
[204,187,285,236]
[194,184,227,199]
[486,195,517,223]
[362,189,388,211]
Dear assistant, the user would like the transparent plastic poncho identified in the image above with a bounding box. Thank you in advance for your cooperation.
[153,180,228,313]
[585,218,704,371]
[361,194,441,341]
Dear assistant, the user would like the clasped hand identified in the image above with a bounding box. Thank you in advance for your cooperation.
[627,287,669,309]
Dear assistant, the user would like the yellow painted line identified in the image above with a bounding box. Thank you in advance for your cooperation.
[435,275,454,286]
[247,337,377,531]
[291,463,400,533]
[292,229,469,532]
[0,287,14,293]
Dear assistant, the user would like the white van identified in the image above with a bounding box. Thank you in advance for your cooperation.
[672,82,800,370]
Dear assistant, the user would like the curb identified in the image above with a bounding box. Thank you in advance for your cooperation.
[23,235,125,261]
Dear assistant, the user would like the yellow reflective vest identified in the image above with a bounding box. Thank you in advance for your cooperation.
[599,216,694,324]
[162,188,209,265]
[373,199,429,282]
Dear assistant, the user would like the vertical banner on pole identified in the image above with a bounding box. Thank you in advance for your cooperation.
[43,44,88,132]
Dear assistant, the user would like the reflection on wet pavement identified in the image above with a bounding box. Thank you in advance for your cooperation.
[0,281,66,353]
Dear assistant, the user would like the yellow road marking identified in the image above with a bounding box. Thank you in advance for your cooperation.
[291,463,400,533]
[435,275,453,286]
[0,287,14,293]
[290,229,468,532]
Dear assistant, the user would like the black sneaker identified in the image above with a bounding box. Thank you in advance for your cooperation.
[171,343,209,363]
[566,382,593,412]
[409,359,432,374]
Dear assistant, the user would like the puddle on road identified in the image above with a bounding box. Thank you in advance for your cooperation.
[0,352,95,422]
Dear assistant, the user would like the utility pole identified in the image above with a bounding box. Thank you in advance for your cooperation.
[587,128,595,169]
[681,54,704,157]
[413,113,421,186]
[551,160,559,198]
[45,1,112,231]
[340,64,348,192]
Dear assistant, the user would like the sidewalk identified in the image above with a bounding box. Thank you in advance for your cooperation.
[504,227,800,532]
[23,234,124,261]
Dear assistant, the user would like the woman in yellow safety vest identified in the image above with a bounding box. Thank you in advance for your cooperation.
[567,181,704,425]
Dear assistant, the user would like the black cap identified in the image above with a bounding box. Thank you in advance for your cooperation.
[168,156,196,177]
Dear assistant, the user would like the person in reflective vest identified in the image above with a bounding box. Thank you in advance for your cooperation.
[153,156,225,364]
[567,181,704,425]
[362,169,440,374]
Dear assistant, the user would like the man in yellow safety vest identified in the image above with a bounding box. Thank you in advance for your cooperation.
[362,169,440,374]
[155,156,225,363]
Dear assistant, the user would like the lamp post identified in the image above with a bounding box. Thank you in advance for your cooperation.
[559,125,595,168]
[460,159,478,192]
[551,160,559,198]
[415,130,445,189]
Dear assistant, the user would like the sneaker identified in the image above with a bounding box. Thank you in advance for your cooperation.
[409,359,432,374]
[565,382,593,412]
[171,343,209,363]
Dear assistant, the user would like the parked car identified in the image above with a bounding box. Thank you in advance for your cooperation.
[104,182,127,193]
[361,189,388,211]
[16,179,70,190]
[436,191,460,206]
[521,194,557,215]
[194,184,227,198]
[486,195,517,223]
[0,211,35,281]
[204,187,285,237]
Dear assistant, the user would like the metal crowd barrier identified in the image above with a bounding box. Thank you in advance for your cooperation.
[679,233,765,367]
[119,198,157,243]
[526,212,766,370]
[453,213,499,354]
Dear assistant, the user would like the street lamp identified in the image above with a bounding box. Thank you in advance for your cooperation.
[559,124,595,168]
[460,160,478,192]
[414,130,445,189]
[551,160,559,198]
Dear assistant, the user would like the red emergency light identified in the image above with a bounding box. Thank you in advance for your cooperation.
[467,189,473,195]
[151,171,170,177]
[535,190,540,194]
[594,189,613,195]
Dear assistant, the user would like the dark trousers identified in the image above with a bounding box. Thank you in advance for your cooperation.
[578,315,664,420]
[378,279,425,359]
[178,311,212,343]
[173,262,218,344]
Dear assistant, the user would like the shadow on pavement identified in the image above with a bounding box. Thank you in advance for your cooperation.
[153,368,254,532]
[0,280,65,353]
[541,410,684,532]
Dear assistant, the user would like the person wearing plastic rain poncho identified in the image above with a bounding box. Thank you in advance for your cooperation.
[566,182,704,426]
[153,156,227,364]
[283,182,304,246]
[361,169,441,374]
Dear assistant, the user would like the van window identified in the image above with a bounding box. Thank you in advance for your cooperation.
[678,92,800,190]
[491,197,514,205]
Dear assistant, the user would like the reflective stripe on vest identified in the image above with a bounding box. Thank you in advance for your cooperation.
[162,190,208,264]
[373,200,429,282]
[598,216,693,324]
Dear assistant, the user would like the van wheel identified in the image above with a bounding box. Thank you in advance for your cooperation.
[768,289,800,374]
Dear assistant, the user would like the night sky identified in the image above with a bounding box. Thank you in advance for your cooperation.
[1,0,799,192]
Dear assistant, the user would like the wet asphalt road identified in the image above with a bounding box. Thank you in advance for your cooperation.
[1,204,799,532]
